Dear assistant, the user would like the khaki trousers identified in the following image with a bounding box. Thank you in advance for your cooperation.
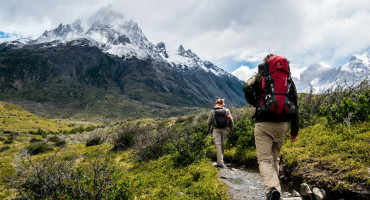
[212,128,228,166]
[254,122,288,194]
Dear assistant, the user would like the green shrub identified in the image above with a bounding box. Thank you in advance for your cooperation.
[113,125,146,151]
[0,146,10,152]
[0,137,5,141]
[54,140,66,147]
[48,135,60,143]
[325,91,369,126]
[84,126,96,132]
[30,138,43,143]
[86,136,103,147]
[133,128,175,162]
[28,128,47,135]
[8,151,131,200]
[4,140,13,144]
[227,118,254,148]
[25,142,53,155]
[69,126,85,134]
[171,123,211,167]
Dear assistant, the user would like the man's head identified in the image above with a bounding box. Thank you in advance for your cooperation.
[216,99,225,105]
[263,54,276,63]
[258,54,277,74]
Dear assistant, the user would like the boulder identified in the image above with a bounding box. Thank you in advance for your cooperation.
[300,183,311,197]
[293,189,301,197]
[313,187,325,200]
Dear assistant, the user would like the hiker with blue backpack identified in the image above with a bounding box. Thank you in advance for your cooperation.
[243,54,299,200]
[207,99,234,168]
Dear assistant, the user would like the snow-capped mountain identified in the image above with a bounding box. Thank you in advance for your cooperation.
[0,11,245,119]
[36,19,84,43]
[296,54,370,93]
[5,14,230,78]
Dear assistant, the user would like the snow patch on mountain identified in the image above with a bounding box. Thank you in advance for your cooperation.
[1,10,233,78]
[297,54,369,93]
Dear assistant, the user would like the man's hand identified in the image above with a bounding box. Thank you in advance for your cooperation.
[290,134,298,142]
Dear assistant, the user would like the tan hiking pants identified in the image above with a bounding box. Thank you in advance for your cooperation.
[212,128,228,166]
[254,122,288,194]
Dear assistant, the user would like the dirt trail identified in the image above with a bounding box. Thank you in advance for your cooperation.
[217,163,294,200]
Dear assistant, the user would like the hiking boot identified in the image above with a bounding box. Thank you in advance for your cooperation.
[266,187,280,200]
[215,164,226,168]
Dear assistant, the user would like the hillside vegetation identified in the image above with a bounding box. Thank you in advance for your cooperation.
[0,101,97,133]
[0,81,368,199]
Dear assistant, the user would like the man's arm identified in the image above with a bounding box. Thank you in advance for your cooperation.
[243,74,259,107]
[226,109,233,131]
[290,81,299,140]
[207,110,213,133]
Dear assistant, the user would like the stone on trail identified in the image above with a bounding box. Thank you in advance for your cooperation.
[292,189,301,197]
[300,183,311,197]
[313,187,325,200]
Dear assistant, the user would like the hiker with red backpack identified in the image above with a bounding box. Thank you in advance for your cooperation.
[207,99,233,168]
[243,54,299,200]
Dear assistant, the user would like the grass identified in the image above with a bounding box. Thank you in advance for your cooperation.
[0,101,96,133]
[281,120,370,192]
[0,104,228,199]
[127,156,228,199]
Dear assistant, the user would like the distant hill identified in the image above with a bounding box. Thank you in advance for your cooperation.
[0,101,77,132]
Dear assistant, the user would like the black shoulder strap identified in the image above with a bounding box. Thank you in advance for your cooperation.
[263,61,269,76]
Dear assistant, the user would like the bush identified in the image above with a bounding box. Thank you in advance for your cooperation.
[0,146,10,152]
[86,136,103,147]
[28,128,47,135]
[54,140,66,147]
[86,129,107,147]
[132,128,175,162]
[69,126,85,134]
[30,138,43,143]
[4,139,13,144]
[8,151,131,199]
[113,125,146,151]
[25,142,53,155]
[171,123,211,167]
[48,135,60,143]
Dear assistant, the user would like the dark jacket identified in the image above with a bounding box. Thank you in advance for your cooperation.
[243,64,299,136]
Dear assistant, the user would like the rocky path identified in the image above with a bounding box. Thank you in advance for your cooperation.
[216,163,298,200]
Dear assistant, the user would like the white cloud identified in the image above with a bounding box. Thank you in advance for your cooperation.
[231,65,258,81]
[0,0,369,71]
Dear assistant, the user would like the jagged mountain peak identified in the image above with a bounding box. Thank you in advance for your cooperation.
[155,42,168,58]
[295,53,370,93]
[37,19,83,42]
[177,45,199,60]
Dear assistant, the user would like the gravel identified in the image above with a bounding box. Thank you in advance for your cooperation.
[217,163,293,200]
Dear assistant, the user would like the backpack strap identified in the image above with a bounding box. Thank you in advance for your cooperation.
[263,61,270,76]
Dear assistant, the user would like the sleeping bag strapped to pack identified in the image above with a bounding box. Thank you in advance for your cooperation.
[257,55,297,117]
[212,107,229,128]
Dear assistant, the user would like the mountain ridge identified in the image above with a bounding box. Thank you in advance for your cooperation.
[0,13,245,119]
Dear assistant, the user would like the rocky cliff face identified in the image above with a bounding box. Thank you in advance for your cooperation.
[0,12,245,119]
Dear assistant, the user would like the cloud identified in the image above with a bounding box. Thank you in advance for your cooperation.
[232,63,306,82]
[0,31,26,43]
[0,0,369,71]
[231,65,258,81]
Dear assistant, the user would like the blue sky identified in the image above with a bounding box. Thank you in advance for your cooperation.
[0,31,12,38]
[0,0,369,76]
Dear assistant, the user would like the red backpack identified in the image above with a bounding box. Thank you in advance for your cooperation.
[257,55,297,116]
